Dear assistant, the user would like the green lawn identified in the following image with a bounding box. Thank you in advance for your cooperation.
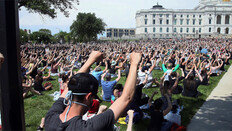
[24,61,231,131]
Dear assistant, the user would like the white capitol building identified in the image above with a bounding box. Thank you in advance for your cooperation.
[135,0,232,38]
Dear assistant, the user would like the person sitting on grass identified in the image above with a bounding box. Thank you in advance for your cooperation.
[101,69,121,102]
[91,60,108,85]
[45,51,142,130]
[182,65,203,97]
[138,57,157,88]
[34,69,53,92]
[162,56,180,81]
[148,93,172,131]
[22,76,41,98]
[111,84,123,104]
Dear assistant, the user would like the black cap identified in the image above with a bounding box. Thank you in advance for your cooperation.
[68,73,99,95]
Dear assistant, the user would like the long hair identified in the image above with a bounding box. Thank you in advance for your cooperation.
[185,73,196,90]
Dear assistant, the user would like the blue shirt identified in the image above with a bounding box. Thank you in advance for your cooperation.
[92,71,103,85]
[101,80,117,102]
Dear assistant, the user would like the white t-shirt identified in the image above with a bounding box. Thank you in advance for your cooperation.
[164,70,172,81]
[138,70,153,84]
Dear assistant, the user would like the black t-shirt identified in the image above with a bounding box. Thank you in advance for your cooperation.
[148,106,164,131]
[45,98,115,131]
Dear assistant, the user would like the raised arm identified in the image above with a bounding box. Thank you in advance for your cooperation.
[195,67,203,82]
[148,90,158,107]
[148,59,157,74]
[78,51,103,73]
[102,61,108,73]
[163,94,172,116]
[126,110,134,131]
[115,70,121,82]
[43,69,51,80]
[60,51,103,98]
[109,52,141,122]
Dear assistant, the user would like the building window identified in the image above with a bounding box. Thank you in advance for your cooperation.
[187,15,189,18]
[153,27,156,32]
[180,19,183,25]
[225,15,230,24]
[180,28,183,33]
[181,14,183,18]
[199,20,202,25]
[209,19,212,24]
[193,19,195,25]
[187,28,189,33]
[166,19,169,24]
[153,14,156,17]
[145,28,147,32]
[166,14,169,17]
[153,19,156,24]
[145,15,147,18]
[160,19,163,24]
[145,19,147,25]
[160,14,163,17]
[193,28,195,33]
[166,28,169,32]
[199,28,201,33]
[209,27,211,32]
[187,19,189,25]
[217,15,221,24]
[160,27,162,33]
[174,28,177,32]
[225,28,229,34]
[174,19,177,25]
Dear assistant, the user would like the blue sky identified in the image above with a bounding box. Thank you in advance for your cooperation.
[19,0,199,35]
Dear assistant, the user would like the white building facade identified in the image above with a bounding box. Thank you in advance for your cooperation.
[135,0,232,38]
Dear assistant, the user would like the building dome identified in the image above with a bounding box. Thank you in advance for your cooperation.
[152,3,164,9]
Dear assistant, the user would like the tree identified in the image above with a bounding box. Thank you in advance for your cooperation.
[18,0,79,18]
[64,33,72,44]
[70,13,106,42]
[30,29,53,44]
[54,31,68,44]
[20,29,29,44]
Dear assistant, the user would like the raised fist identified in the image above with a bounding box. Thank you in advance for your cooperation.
[89,51,103,62]
[130,52,142,65]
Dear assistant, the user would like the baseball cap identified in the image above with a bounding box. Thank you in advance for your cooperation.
[68,73,99,96]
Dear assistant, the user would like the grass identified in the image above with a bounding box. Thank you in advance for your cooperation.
[24,61,231,131]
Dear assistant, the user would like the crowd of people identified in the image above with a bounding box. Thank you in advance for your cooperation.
[12,38,232,130]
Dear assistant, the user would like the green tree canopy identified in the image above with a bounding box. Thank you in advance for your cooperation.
[54,31,68,44]
[18,0,79,18]
[30,29,53,44]
[70,13,106,42]
[20,29,29,44]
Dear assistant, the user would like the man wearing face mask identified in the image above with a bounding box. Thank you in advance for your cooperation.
[45,51,142,131]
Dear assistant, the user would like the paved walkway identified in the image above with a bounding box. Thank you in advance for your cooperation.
[188,65,232,131]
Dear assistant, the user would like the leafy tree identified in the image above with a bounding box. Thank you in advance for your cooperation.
[18,0,79,18]
[64,33,72,44]
[30,29,53,44]
[54,31,68,44]
[70,13,106,42]
[20,29,29,44]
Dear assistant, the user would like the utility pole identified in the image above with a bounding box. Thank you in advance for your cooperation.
[0,0,25,130]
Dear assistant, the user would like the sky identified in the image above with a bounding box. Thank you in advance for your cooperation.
[19,0,200,35]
